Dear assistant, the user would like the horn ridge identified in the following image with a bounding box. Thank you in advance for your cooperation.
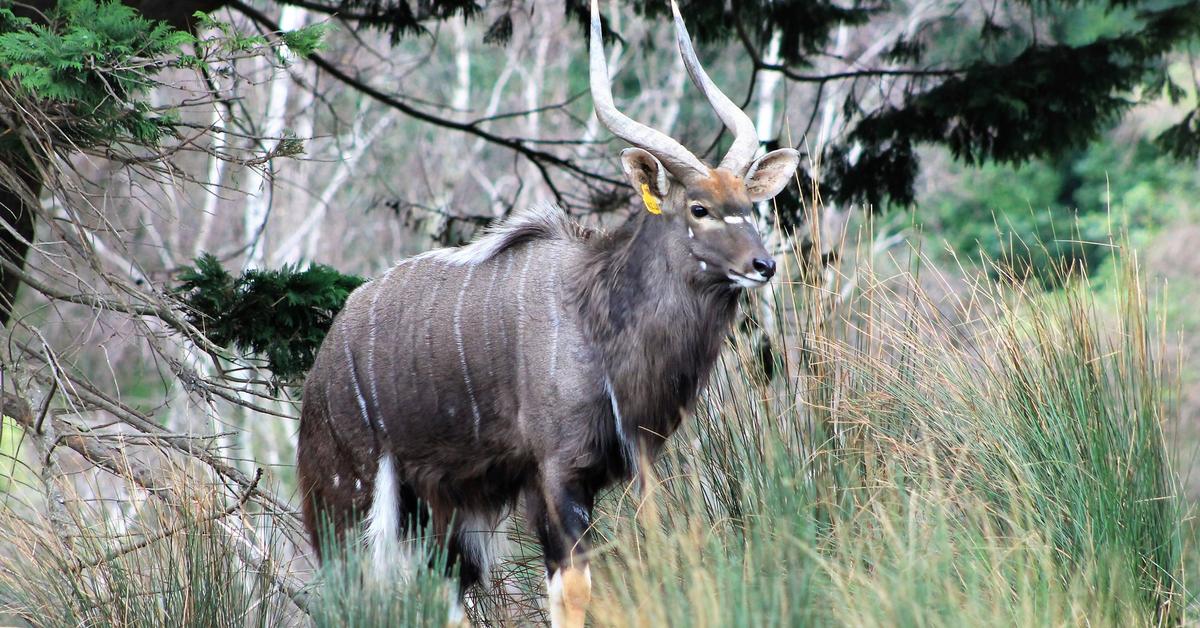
[589,0,709,181]
[670,0,761,176]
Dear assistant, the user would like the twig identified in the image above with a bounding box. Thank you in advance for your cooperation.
[32,378,55,434]
[74,465,265,573]
[228,0,626,206]
[731,10,963,85]
[73,468,264,573]
[3,400,313,615]
[10,352,306,544]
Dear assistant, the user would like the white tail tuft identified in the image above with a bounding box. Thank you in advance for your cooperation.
[363,453,404,579]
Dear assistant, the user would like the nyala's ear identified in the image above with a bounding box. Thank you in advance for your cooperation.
[620,148,670,214]
[744,148,800,203]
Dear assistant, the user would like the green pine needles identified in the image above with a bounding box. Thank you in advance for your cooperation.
[174,254,364,385]
[0,0,328,148]
[0,0,194,145]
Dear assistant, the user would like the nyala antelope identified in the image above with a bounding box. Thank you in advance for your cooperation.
[297,1,799,625]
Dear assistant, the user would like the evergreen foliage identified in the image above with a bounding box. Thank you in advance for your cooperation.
[278,0,1200,212]
[564,0,875,59]
[0,0,333,382]
[322,0,484,44]
[192,9,327,60]
[567,0,1200,211]
[0,0,195,145]
[173,254,365,384]
[840,1,1200,208]
[0,1,328,149]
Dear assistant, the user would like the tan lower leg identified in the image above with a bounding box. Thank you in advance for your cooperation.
[548,565,591,628]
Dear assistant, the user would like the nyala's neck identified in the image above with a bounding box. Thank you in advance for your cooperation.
[570,211,740,465]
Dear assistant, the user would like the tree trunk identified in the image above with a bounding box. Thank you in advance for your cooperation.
[0,0,225,328]
[0,148,40,328]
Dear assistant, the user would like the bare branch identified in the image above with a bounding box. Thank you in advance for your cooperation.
[229,0,626,207]
[3,401,312,615]
[72,468,264,573]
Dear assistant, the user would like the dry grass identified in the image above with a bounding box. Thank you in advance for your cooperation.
[0,216,1188,627]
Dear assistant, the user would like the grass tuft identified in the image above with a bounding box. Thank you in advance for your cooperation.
[0,221,1187,627]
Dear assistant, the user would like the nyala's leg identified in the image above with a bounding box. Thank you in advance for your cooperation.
[526,479,594,628]
[444,510,508,627]
[548,564,592,628]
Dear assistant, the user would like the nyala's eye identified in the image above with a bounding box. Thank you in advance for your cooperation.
[690,204,708,218]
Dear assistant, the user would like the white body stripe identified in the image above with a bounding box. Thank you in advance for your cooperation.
[366,284,385,432]
[604,377,637,475]
[497,252,515,348]
[421,264,445,402]
[481,252,501,382]
[548,258,561,380]
[516,253,533,367]
[344,338,372,428]
[514,254,534,433]
[454,265,484,439]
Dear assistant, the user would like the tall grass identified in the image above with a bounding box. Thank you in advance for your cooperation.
[0,228,1186,627]
[0,478,300,627]
[308,521,452,627]
[587,235,1186,626]
[0,475,458,627]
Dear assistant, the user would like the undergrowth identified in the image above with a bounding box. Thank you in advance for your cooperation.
[587,234,1184,626]
[0,221,1188,626]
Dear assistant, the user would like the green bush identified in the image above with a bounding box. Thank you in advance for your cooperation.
[0,0,194,145]
[920,138,1200,286]
[174,253,365,385]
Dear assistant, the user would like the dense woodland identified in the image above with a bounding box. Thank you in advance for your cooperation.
[0,0,1197,625]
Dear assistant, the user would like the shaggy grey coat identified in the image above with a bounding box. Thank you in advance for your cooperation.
[297,202,739,588]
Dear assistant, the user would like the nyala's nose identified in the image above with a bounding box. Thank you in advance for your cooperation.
[752,257,776,279]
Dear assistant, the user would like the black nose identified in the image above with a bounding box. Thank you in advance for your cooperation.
[752,257,776,279]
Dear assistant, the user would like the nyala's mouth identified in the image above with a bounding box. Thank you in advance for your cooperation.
[726,270,769,288]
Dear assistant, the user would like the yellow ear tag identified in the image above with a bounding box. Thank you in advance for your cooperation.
[640,183,662,215]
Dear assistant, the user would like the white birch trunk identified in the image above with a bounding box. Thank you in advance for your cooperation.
[273,108,396,266]
[242,6,308,270]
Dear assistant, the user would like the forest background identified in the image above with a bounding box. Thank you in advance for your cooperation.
[0,0,1198,625]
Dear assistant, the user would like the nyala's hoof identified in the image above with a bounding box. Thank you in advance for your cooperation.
[549,566,591,628]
